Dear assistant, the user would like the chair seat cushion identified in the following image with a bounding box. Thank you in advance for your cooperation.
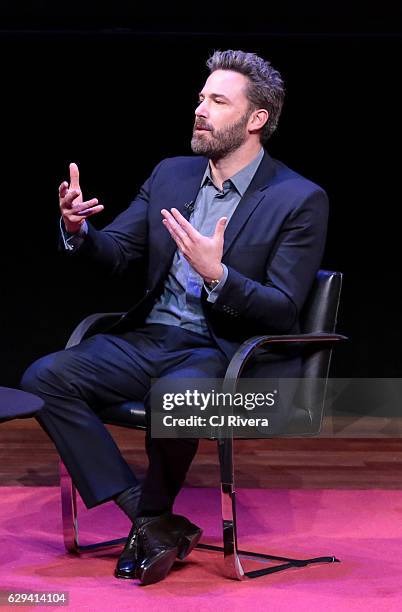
[99,401,147,429]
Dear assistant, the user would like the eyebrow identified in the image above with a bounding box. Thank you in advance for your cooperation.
[198,92,231,102]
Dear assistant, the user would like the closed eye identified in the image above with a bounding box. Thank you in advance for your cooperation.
[197,94,229,105]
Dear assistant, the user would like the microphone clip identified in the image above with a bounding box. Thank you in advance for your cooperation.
[184,200,195,213]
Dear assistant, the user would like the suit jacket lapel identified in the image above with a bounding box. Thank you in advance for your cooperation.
[172,158,208,219]
[152,157,208,286]
[222,151,277,257]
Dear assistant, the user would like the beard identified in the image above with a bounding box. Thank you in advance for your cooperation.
[191,110,251,160]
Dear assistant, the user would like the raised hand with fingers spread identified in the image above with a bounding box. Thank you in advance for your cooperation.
[59,162,104,234]
[161,207,226,283]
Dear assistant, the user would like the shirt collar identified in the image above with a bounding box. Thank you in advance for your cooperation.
[201,148,264,196]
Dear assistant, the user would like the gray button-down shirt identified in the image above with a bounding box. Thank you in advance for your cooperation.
[62,149,264,336]
[146,148,264,335]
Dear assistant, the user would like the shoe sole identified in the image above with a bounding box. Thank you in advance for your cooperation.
[114,568,137,580]
[177,528,203,560]
[138,546,179,586]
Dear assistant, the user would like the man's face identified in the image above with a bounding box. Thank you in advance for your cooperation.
[191,70,253,160]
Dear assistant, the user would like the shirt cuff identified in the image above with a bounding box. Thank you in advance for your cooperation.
[204,264,228,303]
[60,218,88,251]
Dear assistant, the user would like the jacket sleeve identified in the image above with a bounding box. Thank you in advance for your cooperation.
[71,160,164,276]
[211,189,329,333]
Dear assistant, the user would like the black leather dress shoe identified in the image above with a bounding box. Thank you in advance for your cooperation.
[161,513,203,561]
[137,513,203,585]
[136,521,179,585]
[114,516,160,580]
[114,513,203,584]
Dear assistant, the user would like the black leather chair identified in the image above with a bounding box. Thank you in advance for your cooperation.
[60,269,346,580]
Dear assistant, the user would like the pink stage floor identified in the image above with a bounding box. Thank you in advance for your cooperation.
[1,487,402,611]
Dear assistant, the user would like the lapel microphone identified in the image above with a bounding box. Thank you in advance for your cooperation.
[184,200,195,213]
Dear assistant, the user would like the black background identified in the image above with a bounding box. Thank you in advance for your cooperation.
[1,3,401,385]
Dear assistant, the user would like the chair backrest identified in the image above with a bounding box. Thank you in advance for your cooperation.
[301,269,343,377]
[292,269,343,434]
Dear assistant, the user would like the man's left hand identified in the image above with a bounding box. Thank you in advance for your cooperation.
[161,207,227,283]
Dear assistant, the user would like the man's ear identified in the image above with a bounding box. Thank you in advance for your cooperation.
[248,109,269,134]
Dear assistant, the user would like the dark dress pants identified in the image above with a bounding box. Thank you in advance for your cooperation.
[21,324,229,515]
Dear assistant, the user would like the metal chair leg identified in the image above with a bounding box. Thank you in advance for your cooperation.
[60,461,79,553]
[217,437,245,579]
[60,461,126,554]
[216,437,340,580]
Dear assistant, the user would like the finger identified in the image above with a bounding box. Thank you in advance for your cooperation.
[162,218,185,247]
[170,207,198,240]
[162,219,185,251]
[161,210,190,243]
[58,181,69,198]
[76,204,104,218]
[61,189,81,208]
[72,198,99,213]
[161,208,177,223]
[214,216,228,238]
[162,218,185,249]
[69,162,80,190]
[68,205,104,221]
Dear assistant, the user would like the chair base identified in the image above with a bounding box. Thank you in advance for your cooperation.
[199,543,339,579]
[66,538,339,580]
[61,462,339,579]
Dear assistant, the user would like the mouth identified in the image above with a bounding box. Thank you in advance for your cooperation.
[194,124,211,132]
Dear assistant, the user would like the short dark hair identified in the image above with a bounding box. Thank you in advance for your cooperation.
[206,49,285,143]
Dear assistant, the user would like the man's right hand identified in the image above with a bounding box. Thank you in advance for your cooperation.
[59,162,104,234]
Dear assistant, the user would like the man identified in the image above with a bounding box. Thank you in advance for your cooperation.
[21,49,328,585]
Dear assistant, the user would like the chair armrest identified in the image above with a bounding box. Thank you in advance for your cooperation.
[223,332,347,392]
[66,312,125,349]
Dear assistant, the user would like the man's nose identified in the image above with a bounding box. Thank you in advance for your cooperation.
[195,100,208,117]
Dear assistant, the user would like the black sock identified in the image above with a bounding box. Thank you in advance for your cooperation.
[114,483,142,522]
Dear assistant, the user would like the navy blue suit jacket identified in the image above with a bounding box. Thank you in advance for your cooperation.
[79,151,329,361]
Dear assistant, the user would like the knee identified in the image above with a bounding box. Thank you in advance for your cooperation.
[20,353,63,395]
